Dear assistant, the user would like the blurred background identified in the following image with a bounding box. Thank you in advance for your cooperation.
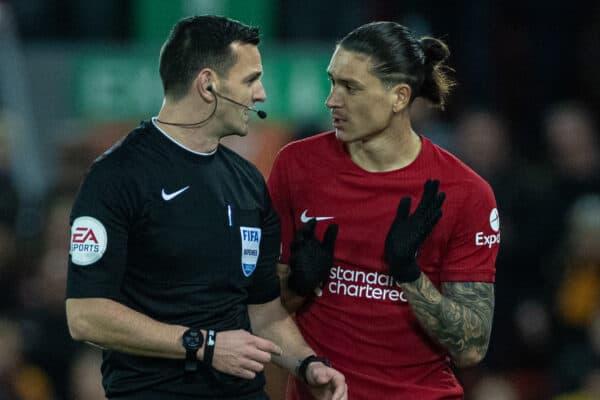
[0,0,599,399]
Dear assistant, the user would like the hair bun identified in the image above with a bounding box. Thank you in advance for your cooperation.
[420,37,450,65]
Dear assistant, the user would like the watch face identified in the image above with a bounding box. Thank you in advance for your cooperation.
[183,329,202,349]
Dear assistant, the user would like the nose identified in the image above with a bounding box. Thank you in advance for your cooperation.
[325,86,341,109]
[253,81,266,103]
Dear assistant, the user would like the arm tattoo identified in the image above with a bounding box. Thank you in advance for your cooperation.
[400,275,495,366]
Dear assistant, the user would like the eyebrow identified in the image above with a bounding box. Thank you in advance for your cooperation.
[244,71,263,83]
[327,72,363,87]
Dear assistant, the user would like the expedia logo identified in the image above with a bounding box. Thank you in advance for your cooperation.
[475,208,500,248]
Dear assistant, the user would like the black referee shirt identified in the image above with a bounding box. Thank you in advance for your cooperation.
[66,119,281,399]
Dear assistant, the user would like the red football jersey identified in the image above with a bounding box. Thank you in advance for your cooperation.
[268,132,499,400]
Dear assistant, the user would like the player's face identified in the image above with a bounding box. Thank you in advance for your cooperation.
[325,47,396,143]
[218,42,266,137]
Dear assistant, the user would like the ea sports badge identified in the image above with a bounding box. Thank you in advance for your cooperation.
[240,226,261,277]
[70,216,107,266]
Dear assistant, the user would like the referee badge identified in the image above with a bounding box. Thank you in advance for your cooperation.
[240,226,261,277]
[70,216,107,266]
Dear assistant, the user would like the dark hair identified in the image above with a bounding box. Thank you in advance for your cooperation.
[159,15,260,100]
[339,21,455,109]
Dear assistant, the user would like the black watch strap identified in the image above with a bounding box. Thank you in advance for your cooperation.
[203,329,217,367]
[182,328,203,384]
[297,355,331,384]
[184,349,196,384]
[185,349,197,373]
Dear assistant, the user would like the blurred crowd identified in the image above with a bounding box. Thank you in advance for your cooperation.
[1,1,600,399]
[1,100,599,400]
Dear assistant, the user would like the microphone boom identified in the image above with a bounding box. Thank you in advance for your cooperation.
[207,85,267,119]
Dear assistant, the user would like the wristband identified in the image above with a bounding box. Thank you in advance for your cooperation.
[203,329,217,367]
[297,355,331,384]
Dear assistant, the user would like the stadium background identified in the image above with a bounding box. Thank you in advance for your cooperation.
[0,0,599,399]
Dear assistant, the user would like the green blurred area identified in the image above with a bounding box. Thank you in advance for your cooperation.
[133,0,276,45]
[72,44,333,122]
[71,0,334,123]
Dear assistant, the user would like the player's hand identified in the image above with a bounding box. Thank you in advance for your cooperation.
[288,219,338,296]
[209,329,282,379]
[384,179,445,282]
[306,362,348,400]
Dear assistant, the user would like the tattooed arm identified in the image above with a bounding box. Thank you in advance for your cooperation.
[399,274,495,368]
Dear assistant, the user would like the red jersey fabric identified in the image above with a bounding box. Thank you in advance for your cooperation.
[267,132,499,399]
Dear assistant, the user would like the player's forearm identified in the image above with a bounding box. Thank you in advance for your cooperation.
[66,297,188,359]
[248,298,314,375]
[400,274,494,367]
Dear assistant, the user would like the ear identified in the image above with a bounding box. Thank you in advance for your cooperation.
[391,83,412,113]
[195,68,217,101]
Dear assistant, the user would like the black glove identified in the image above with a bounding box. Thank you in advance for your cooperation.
[288,218,338,296]
[384,179,446,283]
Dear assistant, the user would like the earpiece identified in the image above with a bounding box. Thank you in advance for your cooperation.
[206,84,213,92]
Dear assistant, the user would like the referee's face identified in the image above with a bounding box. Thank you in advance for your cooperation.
[218,42,266,137]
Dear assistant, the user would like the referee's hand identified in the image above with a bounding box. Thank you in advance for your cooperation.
[209,329,282,379]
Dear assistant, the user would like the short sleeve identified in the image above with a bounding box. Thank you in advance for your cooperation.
[66,161,134,299]
[246,181,281,304]
[266,147,295,265]
[440,179,499,282]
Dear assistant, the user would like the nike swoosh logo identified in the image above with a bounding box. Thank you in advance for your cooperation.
[161,186,190,201]
[300,209,334,223]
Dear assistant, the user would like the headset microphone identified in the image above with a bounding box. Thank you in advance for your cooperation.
[207,85,267,119]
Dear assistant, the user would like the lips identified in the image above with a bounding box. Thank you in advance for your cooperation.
[332,114,346,127]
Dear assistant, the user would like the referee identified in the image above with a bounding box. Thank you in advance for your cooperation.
[65,15,347,400]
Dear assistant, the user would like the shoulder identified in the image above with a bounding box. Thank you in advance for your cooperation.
[276,131,337,159]
[81,123,153,190]
[272,131,340,175]
[218,145,264,181]
[424,137,494,200]
[270,131,339,184]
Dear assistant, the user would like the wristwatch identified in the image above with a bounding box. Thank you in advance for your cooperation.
[182,328,203,373]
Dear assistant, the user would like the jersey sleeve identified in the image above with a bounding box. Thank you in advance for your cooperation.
[66,160,134,300]
[246,180,281,304]
[440,179,499,282]
[266,147,295,265]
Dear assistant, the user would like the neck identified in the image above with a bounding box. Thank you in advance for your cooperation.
[156,98,221,153]
[346,114,421,172]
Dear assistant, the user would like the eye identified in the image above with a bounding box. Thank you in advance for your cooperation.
[345,83,357,94]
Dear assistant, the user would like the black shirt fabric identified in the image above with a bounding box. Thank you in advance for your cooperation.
[66,119,281,399]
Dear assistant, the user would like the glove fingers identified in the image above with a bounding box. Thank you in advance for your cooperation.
[422,192,445,226]
[421,179,440,206]
[431,209,442,227]
[421,208,443,237]
[414,179,438,218]
[322,223,339,254]
[433,192,446,209]
[300,218,318,240]
[395,196,412,221]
